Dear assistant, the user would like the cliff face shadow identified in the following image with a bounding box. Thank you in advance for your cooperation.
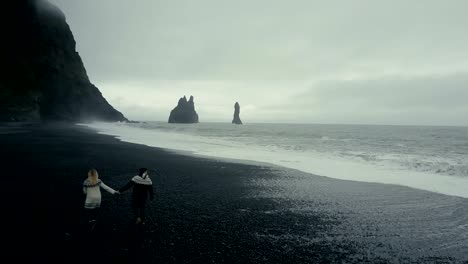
[1,0,126,122]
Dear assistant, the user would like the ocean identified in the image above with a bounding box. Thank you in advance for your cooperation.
[81,122,468,198]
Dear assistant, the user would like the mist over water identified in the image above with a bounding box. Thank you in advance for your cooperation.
[81,122,468,198]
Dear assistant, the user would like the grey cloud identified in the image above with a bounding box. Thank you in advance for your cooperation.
[307,74,468,109]
[316,75,468,110]
[48,0,468,125]
[278,74,468,125]
[50,0,468,81]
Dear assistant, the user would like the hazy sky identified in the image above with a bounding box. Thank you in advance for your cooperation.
[49,0,468,125]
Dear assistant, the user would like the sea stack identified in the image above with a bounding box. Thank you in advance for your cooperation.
[0,0,127,122]
[232,102,243,125]
[168,96,199,123]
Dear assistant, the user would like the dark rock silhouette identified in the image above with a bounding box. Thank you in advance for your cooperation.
[0,0,127,122]
[168,96,199,123]
[232,102,243,125]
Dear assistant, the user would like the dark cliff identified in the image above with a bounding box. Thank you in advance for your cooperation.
[168,96,199,123]
[0,0,127,122]
[232,102,242,125]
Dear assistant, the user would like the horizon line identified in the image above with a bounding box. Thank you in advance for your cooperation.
[121,119,468,128]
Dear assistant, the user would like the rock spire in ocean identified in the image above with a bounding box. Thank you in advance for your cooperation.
[232,102,243,125]
[0,0,127,122]
[168,95,199,123]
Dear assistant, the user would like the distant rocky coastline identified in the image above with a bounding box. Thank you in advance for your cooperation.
[168,96,199,123]
[0,0,126,122]
[232,102,242,125]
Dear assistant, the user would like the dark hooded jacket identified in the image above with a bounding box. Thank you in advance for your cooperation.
[120,175,154,207]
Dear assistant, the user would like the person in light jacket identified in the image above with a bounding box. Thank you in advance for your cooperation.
[119,168,154,224]
[82,168,119,224]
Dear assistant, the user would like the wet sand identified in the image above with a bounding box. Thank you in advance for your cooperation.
[1,122,466,263]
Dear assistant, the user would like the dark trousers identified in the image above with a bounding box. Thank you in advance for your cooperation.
[81,208,100,224]
[79,208,100,234]
[133,206,145,222]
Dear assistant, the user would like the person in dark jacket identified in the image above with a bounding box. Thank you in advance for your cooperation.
[120,168,154,224]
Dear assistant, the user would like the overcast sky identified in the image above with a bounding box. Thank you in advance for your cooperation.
[49,0,468,125]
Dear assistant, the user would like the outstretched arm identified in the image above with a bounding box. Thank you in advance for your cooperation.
[100,181,118,194]
[119,181,135,193]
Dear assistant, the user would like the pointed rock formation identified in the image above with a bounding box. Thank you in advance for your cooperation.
[168,95,199,123]
[232,102,243,125]
[0,0,127,122]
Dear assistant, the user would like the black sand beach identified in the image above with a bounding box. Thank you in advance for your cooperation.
[1,123,467,263]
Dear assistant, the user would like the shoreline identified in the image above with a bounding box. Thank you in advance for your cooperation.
[80,122,468,199]
[1,122,467,263]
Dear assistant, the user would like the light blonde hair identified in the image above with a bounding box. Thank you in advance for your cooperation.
[87,169,99,185]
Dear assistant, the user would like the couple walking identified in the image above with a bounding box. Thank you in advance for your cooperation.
[83,168,154,225]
